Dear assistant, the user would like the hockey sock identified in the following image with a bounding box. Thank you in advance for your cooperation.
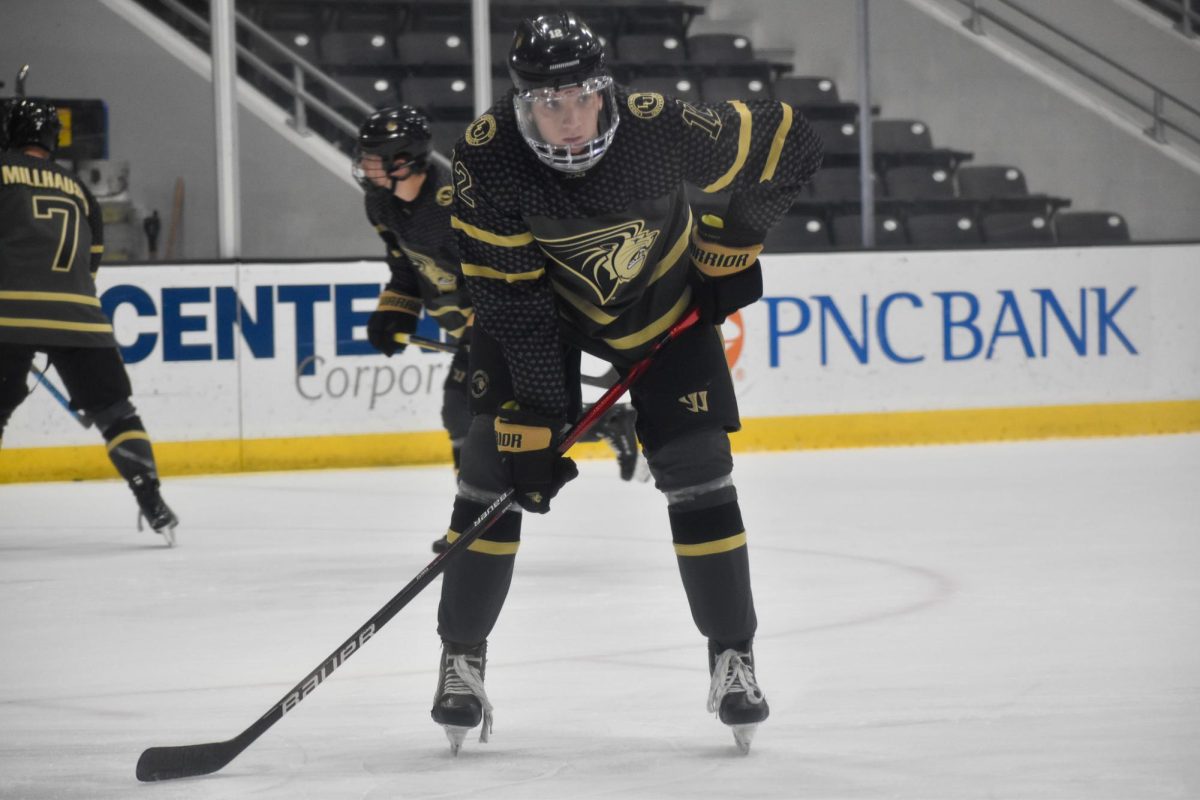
[437,495,522,645]
[669,493,758,645]
[101,414,160,483]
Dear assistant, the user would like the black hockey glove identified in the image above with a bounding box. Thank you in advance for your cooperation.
[688,214,765,325]
[494,404,579,514]
[367,289,421,356]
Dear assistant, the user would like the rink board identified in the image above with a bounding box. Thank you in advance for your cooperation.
[3,244,1198,482]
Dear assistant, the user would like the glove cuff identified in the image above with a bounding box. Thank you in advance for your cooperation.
[377,290,421,316]
[689,216,763,278]
[494,406,556,453]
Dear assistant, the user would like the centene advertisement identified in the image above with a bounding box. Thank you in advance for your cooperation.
[5,244,1199,455]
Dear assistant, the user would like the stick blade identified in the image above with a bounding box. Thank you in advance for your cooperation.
[136,740,242,782]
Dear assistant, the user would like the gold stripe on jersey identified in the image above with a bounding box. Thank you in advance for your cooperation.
[445,530,520,555]
[648,212,692,285]
[0,290,102,307]
[703,101,752,193]
[602,287,691,351]
[553,280,618,326]
[462,263,545,282]
[0,317,114,333]
[673,532,747,557]
[90,245,104,254]
[426,303,471,318]
[451,216,535,247]
[760,103,793,183]
[106,430,151,452]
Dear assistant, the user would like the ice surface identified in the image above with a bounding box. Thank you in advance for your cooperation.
[2,435,1198,799]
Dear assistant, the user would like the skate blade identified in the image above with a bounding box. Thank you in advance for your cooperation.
[442,725,470,756]
[731,723,757,755]
[159,522,177,548]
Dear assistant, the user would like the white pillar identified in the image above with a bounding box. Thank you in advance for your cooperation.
[211,0,241,258]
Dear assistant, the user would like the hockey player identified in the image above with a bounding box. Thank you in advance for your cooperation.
[355,105,646,556]
[354,105,474,553]
[0,98,178,544]
[428,13,822,754]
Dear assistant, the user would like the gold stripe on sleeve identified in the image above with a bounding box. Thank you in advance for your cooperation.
[451,216,535,247]
[461,263,545,282]
[703,101,752,193]
[0,290,102,307]
[0,317,113,333]
[760,103,793,183]
[90,245,105,254]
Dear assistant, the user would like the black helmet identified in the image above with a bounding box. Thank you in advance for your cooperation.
[352,105,432,191]
[508,12,607,94]
[4,97,61,153]
[508,13,618,174]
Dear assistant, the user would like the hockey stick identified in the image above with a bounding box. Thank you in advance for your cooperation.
[135,307,701,782]
[31,364,91,429]
[392,332,459,355]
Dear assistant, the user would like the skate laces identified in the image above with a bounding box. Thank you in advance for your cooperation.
[445,653,494,742]
[707,649,765,714]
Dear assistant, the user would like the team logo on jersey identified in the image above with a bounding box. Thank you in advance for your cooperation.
[678,390,710,414]
[627,92,664,119]
[436,185,454,206]
[466,114,497,146]
[470,369,490,399]
[402,247,458,291]
[539,221,661,305]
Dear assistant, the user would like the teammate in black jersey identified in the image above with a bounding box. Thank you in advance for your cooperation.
[0,98,179,544]
[428,12,822,755]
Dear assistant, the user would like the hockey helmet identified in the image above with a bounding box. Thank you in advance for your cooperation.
[508,12,618,174]
[3,97,61,154]
[352,105,432,191]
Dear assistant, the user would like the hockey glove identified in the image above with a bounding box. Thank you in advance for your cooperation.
[494,404,579,514]
[367,289,421,356]
[688,214,764,325]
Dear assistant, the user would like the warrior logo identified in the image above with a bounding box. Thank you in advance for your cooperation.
[539,221,660,305]
[401,246,458,291]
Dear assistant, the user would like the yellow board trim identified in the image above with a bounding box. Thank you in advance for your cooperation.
[451,216,535,247]
[445,530,520,556]
[461,263,545,282]
[674,532,747,557]
[760,103,793,183]
[0,317,113,333]
[3,401,1197,484]
[0,290,102,307]
[704,101,752,193]
[105,430,150,452]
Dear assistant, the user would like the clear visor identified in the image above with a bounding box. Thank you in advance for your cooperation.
[513,76,619,173]
[351,151,420,190]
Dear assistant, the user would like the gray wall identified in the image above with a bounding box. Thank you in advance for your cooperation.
[1,0,378,260]
[710,0,1200,241]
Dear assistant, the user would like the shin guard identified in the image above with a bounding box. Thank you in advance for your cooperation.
[437,494,522,646]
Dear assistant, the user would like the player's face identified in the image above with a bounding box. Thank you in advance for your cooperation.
[528,86,603,151]
[359,153,419,189]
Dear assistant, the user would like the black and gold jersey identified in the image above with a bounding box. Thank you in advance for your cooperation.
[0,151,112,347]
[451,86,823,417]
[364,162,473,341]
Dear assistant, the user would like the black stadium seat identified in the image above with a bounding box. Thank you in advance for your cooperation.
[907,212,982,247]
[831,213,907,248]
[957,165,1029,199]
[395,32,471,67]
[700,76,770,104]
[809,167,874,202]
[686,33,755,63]
[319,31,394,67]
[884,165,956,200]
[336,74,398,107]
[616,33,687,65]
[764,214,831,251]
[873,119,934,152]
[810,120,859,157]
[399,76,473,113]
[1054,212,1131,244]
[773,76,841,105]
[981,212,1056,245]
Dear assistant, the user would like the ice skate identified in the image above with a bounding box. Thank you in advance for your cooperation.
[595,404,646,482]
[431,640,492,755]
[130,474,178,547]
[707,640,768,754]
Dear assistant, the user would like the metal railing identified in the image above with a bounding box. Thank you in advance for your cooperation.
[1137,0,1199,38]
[962,0,1200,148]
[152,0,371,140]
